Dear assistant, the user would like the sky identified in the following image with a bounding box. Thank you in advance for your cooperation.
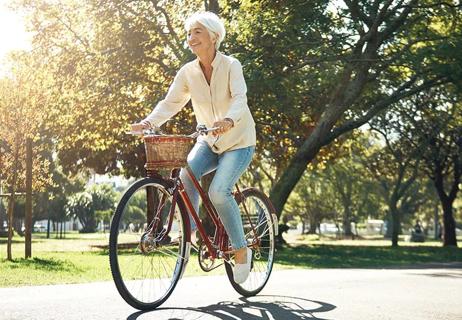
[0,0,31,74]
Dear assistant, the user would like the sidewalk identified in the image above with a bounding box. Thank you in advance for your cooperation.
[1,266,461,320]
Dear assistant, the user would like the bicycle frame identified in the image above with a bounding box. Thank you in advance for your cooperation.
[146,166,259,262]
[178,167,229,260]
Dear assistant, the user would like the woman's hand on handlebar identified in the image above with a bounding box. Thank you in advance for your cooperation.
[131,121,151,133]
[212,118,233,136]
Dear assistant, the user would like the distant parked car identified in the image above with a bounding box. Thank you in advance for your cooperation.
[320,223,339,234]
[33,223,47,232]
[409,221,425,242]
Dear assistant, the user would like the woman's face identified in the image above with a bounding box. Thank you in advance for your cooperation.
[187,22,216,56]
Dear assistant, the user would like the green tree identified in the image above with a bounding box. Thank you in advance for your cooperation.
[323,139,381,237]
[0,52,52,260]
[285,134,385,237]
[397,89,461,246]
[362,127,423,247]
[226,0,462,217]
[14,0,206,177]
[285,170,337,235]
[66,183,116,233]
[120,192,148,231]
[66,192,94,233]
[33,167,87,238]
[11,0,462,223]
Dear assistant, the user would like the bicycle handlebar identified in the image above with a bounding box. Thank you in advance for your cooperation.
[188,125,219,138]
[127,125,219,138]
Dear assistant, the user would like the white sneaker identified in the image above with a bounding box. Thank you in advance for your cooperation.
[233,247,252,284]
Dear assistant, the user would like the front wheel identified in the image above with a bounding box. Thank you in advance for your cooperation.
[109,177,187,310]
[225,188,276,296]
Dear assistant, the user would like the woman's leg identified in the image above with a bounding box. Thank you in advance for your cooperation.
[208,146,255,250]
[179,141,218,230]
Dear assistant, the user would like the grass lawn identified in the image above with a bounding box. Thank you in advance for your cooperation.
[0,232,461,287]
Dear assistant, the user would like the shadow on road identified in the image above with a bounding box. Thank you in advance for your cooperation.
[408,271,462,279]
[127,295,336,320]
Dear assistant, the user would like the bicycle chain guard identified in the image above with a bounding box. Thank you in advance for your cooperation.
[198,241,223,272]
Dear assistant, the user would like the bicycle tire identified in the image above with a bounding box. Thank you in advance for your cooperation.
[109,177,188,310]
[225,187,277,296]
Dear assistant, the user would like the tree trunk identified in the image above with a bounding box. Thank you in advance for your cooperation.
[390,204,400,247]
[80,217,97,233]
[441,200,457,246]
[270,69,368,217]
[342,207,353,237]
[433,206,439,240]
[25,138,33,258]
[6,191,16,261]
[6,135,20,261]
[270,131,325,216]
[46,216,51,239]
[433,164,458,247]
[308,216,318,234]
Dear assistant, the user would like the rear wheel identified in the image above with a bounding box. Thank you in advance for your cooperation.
[225,188,276,296]
[109,177,187,310]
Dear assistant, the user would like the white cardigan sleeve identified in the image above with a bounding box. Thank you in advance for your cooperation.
[144,67,190,127]
[225,59,248,124]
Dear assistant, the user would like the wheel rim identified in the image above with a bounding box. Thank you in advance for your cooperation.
[112,182,185,305]
[238,193,275,292]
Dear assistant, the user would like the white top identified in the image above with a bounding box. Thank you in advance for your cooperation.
[144,52,256,154]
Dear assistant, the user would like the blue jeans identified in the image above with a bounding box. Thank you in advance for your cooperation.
[179,141,255,250]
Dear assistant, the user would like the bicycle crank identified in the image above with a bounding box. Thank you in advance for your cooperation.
[198,242,223,272]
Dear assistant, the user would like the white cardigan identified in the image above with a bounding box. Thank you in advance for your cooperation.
[144,52,256,154]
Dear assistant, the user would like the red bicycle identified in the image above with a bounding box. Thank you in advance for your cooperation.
[109,126,278,310]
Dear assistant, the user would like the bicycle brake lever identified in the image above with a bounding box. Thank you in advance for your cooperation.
[188,132,200,139]
[188,127,219,139]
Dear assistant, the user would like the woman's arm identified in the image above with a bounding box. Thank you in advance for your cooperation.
[143,67,191,127]
[224,59,248,124]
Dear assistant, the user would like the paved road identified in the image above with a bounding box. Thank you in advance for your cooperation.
[1,264,462,320]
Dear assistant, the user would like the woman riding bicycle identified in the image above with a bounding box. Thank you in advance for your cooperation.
[131,11,256,284]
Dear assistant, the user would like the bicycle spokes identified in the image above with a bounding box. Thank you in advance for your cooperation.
[225,188,276,296]
[109,179,188,309]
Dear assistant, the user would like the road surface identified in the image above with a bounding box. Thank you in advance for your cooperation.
[1,264,461,320]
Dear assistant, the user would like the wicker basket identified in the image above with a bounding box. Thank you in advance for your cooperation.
[144,135,194,171]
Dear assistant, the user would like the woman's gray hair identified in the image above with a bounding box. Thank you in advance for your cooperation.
[185,11,226,50]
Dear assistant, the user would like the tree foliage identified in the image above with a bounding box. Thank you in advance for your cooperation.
[3,0,461,247]
[13,0,204,177]
[0,52,53,259]
[66,183,116,233]
[381,86,462,246]
[254,0,462,216]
